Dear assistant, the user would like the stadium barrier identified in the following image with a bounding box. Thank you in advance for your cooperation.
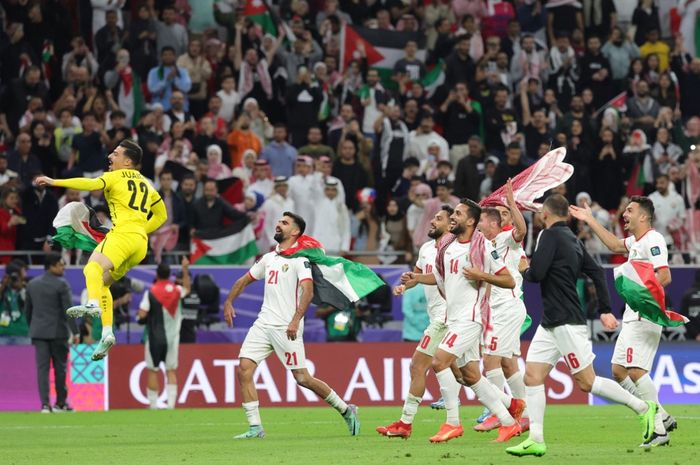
[1,342,698,411]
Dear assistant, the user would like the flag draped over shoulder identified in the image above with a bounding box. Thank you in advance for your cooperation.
[52,202,109,251]
[614,261,688,327]
[279,235,384,309]
[480,147,574,211]
[190,222,258,265]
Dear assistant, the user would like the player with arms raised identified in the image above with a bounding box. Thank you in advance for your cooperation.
[474,179,529,432]
[224,212,360,439]
[570,196,676,447]
[36,140,167,360]
[376,206,452,438]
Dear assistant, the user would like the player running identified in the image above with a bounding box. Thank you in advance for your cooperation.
[473,179,529,433]
[376,206,452,439]
[224,212,360,439]
[506,195,658,457]
[36,140,166,361]
[404,199,525,443]
[570,196,676,447]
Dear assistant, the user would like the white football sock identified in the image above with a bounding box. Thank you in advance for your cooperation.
[635,374,667,434]
[507,373,527,399]
[470,377,515,426]
[436,368,461,426]
[166,384,177,409]
[242,401,262,427]
[102,325,113,336]
[591,376,647,414]
[526,385,546,443]
[400,393,422,424]
[619,376,640,396]
[324,390,349,416]
[147,388,158,409]
[486,367,506,391]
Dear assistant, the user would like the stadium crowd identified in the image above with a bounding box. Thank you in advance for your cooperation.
[0,0,700,268]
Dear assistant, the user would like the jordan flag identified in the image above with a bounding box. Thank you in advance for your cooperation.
[339,25,426,74]
[244,0,276,36]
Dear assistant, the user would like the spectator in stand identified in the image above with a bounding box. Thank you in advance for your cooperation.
[602,27,641,94]
[332,139,370,213]
[259,177,295,252]
[206,144,231,180]
[510,34,546,85]
[352,195,381,265]
[671,37,700,119]
[297,127,334,159]
[382,199,413,264]
[191,179,247,236]
[493,142,528,190]
[25,253,77,413]
[394,40,426,84]
[0,261,29,345]
[227,113,262,170]
[128,3,158,81]
[376,105,410,206]
[578,35,612,108]
[639,29,670,73]
[652,127,683,176]
[286,70,323,147]
[548,32,578,110]
[631,0,660,45]
[177,39,212,118]
[311,179,351,254]
[260,124,296,177]
[192,116,226,163]
[407,114,449,168]
[250,160,274,198]
[649,174,686,250]
[454,135,486,201]
[62,36,99,83]
[360,69,388,143]
[233,21,274,115]
[406,183,431,240]
[151,170,185,264]
[0,153,19,188]
[177,174,197,252]
[154,4,189,57]
[412,179,459,247]
[445,34,475,87]
[592,128,623,210]
[520,80,553,159]
[680,270,700,341]
[17,173,58,259]
[147,46,192,112]
[232,150,258,187]
[485,86,519,158]
[216,75,240,125]
[94,9,127,70]
[439,81,482,165]
[0,187,23,264]
[288,156,317,227]
[566,119,594,203]
[0,66,48,138]
[626,80,660,131]
[8,134,43,188]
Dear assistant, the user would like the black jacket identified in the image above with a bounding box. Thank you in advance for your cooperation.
[191,197,246,231]
[524,221,612,328]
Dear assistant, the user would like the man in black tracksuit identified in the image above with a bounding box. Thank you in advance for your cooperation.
[506,194,658,457]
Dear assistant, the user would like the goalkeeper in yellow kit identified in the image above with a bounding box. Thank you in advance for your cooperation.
[36,140,167,360]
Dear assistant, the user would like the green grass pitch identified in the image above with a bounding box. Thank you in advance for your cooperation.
[2,405,697,465]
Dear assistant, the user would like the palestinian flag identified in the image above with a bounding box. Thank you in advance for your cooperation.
[190,222,258,265]
[279,235,385,309]
[340,25,426,80]
[116,66,144,128]
[421,60,445,98]
[217,177,244,213]
[244,0,276,36]
[52,202,109,251]
[593,91,627,118]
[163,160,194,182]
[613,261,689,327]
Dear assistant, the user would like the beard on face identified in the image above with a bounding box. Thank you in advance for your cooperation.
[427,227,442,239]
[274,230,284,242]
[449,222,465,235]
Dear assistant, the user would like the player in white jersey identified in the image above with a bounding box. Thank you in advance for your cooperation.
[473,180,530,432]
[223,212,360,439]
[376,205,453,439]
[570,196,675,447]
[403,199,525,444]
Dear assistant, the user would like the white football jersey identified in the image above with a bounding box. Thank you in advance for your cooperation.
[489,228,525,308]
[434,238,506,325]
[248,251,313,327]
[416,239,447,323]
[622,229,669,322]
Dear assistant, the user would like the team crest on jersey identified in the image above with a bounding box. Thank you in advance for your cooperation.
[282,264,289,272]
[492,240,497,248]
[651,246,661,256]
[491,250,499,260]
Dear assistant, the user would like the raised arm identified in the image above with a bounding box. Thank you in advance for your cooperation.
[569,202,626,253]
[35,175,105,191]
[505,178,527,243]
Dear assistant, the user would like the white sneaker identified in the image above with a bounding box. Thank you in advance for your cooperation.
[91,333,116,361]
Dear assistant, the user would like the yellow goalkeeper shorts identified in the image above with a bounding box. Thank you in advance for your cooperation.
[96,231,148,281]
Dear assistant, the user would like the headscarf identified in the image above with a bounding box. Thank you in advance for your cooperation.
[206,144,232,180]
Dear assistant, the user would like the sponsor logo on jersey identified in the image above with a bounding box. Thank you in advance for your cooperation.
[651,246,661,256]
[491,250,499,260]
